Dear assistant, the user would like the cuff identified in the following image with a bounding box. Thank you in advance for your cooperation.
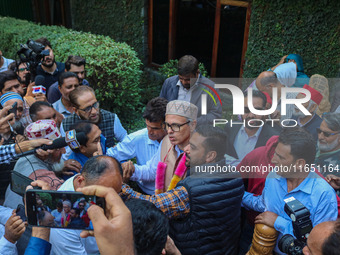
[0,236,17,254]
[25,237,51,255]
[274,215,290,233]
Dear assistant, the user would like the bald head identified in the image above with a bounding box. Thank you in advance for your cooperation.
[303,221,338,255]
[255,71,279,97]
[81,155,123,192]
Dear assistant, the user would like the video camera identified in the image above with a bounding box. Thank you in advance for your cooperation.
[278,197,313,255]
[16,39,50,86]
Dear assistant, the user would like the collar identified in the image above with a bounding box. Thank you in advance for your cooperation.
[239,125,263,138]
[277,171,317,195]
[39,63,58,75]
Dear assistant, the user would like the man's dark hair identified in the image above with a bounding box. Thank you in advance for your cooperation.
[69,86,95,107]
[71,208,81,217]
[56,200,63,209]
[195,125,227,162]
[58,72,79,88]
[82,156,123,184]
[322,221,340,255]
[244,90,267,108]
[65,55,86,71]
[0,70,18,92]
[177,55,199,76]
[323,112,340,131]
[143,97,168,123]
[278,127,316,165]
[29,101,53,122]
[125,199,169,255]
[35,37,52,48]
[69,120,94,153]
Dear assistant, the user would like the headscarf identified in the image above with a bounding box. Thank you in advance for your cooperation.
[286,54,310,87]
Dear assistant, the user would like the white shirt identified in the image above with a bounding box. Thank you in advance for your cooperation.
[50,175,99,255]
[234,126,262,161]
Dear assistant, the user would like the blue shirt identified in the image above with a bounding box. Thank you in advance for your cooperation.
[234,126,263,161]
[24,237,51,255]
[107,128,160,194]
[52,98,72,118]
[242,171,338,255]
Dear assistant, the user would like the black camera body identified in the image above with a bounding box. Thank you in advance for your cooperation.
[16,39,50,85]
[278,197,313,255]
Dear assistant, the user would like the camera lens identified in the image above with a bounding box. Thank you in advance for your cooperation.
[278,234,295,253]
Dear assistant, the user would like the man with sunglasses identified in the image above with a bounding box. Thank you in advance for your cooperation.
[60,86,127,153]
[225,90,280,166]
[315,112,340,181]
[122,100,197,194]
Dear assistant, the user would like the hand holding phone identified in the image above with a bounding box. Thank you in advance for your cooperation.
[8,102,18,119]
[78,185,135,255]
[25,189,105,230]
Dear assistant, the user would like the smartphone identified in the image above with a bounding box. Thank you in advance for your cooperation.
[8,102,17,119]
[16,204,27,222]
[25,190,105,230]
[11,171,39,197]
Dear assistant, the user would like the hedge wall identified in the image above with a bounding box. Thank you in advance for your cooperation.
[0,16,143,130]
[243,0,340,79]
[70,0,145,60]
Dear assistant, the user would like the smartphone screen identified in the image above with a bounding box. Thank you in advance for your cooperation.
[26,190,105,230]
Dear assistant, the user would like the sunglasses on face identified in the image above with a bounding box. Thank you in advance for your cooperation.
[316,128,340,137]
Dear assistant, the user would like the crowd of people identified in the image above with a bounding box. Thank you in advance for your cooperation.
[0,38,340,255]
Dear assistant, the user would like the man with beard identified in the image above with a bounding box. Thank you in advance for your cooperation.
[3,120,66,209]
[290,84,323,141]
[225,90,280,166]
[60,86,127,148]
[35,37,65,91]
[315,112,340,181]
[122,125,244,255]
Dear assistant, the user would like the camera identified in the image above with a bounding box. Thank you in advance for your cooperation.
[278,197,313,255]
[16,39,50,86]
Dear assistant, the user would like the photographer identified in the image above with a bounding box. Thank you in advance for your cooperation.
[35,37,65,92]
[303,220,340,255]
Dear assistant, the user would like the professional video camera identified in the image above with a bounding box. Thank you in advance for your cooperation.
[278,197,313,255]
[16,39,50,86]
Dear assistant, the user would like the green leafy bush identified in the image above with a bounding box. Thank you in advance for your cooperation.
[158,59,209,78]
[0,16,143,129]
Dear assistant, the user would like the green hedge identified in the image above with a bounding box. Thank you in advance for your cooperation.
[243,0,340,79]
[0,16,143,130]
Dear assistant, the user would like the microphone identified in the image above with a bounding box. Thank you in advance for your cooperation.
[34,75,45,86]
[17,132,87,157]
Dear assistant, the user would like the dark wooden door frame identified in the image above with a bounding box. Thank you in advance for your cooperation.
[148,0,251,78]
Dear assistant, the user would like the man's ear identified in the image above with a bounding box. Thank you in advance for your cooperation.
[73,175,86,190]
[295,158,306,170]
[74,107,79,116]
[309,103,317,114]
[205,151,217,163]
[79,145,87,155]
[190,120,197,133]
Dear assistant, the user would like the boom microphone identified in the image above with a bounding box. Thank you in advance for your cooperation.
[17,131,87,157]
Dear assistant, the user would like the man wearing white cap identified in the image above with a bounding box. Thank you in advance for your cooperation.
[123,100,197,194]
[4,120,65,209]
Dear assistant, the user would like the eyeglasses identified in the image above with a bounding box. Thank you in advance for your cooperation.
[244,106,264,113]
[78,101,99,113]
[316,128,340,137]
[18,67,29,72]
[162,121,190,132]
